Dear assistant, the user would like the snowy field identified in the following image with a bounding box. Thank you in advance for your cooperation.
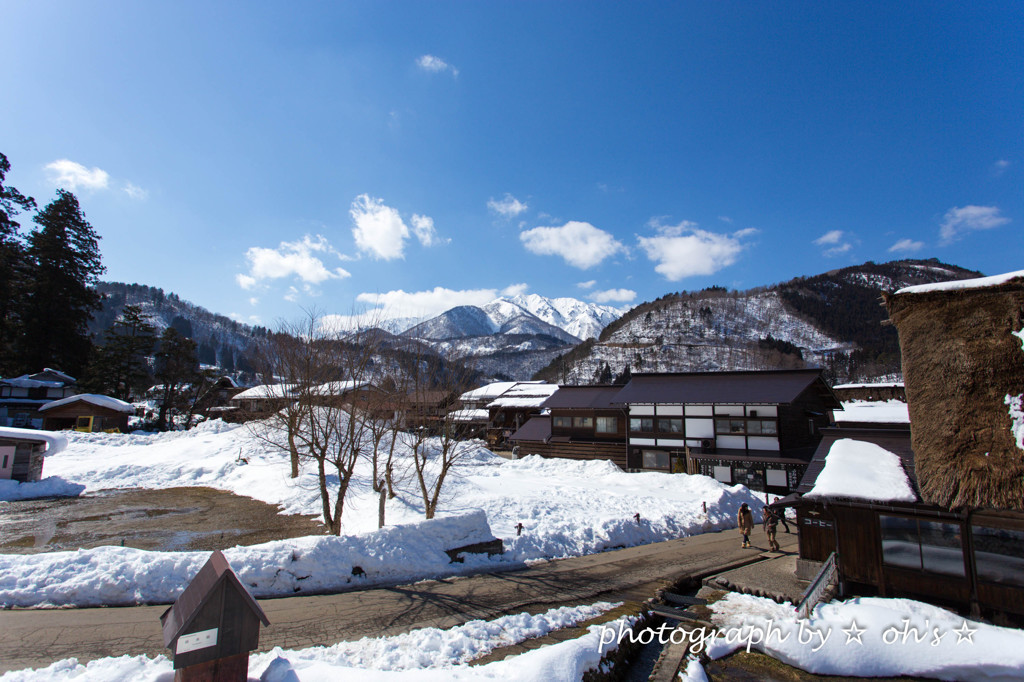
[0,418,763,607]
[0,604,637,682]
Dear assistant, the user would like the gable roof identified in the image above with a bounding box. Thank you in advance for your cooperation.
[39,394,134,413]
[611,369,840,407]
[160,550,269,647]
[509,415,552,443]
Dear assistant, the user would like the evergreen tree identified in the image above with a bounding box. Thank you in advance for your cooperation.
[0,153,36,374]
[82,305,156,399]
[19,189,105,376]
[155,327,199,430]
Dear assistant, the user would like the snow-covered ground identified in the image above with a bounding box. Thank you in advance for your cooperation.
[0,418,762,607]
[835,399,910,424]
[0,604,635,681]
[705,593,1024,681]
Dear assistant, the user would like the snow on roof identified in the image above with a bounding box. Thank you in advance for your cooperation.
[490,383,559,408]
[0,376,63,388]
[459,381,520,402]
[231,384,297,401]
[832,382,904,389]
[39,394,134,414]
[0,426,68,455]
[805,438,916,502]
[449,408,489,423]
[34,368,76,383]
[307,380,370,396]
[835,400,910,424]
[896,269,1024,295]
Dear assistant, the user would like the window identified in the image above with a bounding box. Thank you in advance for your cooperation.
[595,417,617,433]
[657,418,683,433]
[880,514,965,577]
[552,416,571,429]
[642,450,670,470]
[572,416,593,429]
[715,418,777,435]
[972,525,1024,586]
[630,417,654,432]
[1,455,7,469]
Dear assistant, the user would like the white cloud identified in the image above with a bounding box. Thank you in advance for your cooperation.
[577,280,597,290]
[354,285,518,320]
[122,182,148,200]
[411,213,446,247]
[501,283,529,297]
[350,194,410,260]
[718,216,733,224]
[813,230,845,246]
[416,55,459,77]
[993,159,1011,177]
[249,297,260,306]
[520,221,626,269]
[45,159,110,191]
[487,194,528,218]
[237,234,350,291]
[888,238,925,253]
[590,288,636,304]
[940,205,1010,244]
[637,221,755,281]
[812,230,854,257]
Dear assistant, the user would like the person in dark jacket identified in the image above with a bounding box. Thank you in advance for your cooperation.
[763,506,781,551]
[772,497,791,532]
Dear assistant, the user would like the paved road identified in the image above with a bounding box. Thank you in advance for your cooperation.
[0,529,798,673]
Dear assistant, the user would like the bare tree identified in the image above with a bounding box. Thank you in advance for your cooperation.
[406,352,479,519]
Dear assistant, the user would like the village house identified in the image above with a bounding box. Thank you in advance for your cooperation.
[227,384,298,421]
[484,382,558,449]
[509,385,628,469]
[39,394,134,433]
[790,269,1024,624]
[0,369,78,429]
[0,426,68,482]
[611,369,841,494]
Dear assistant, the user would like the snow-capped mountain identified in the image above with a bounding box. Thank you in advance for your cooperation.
[401,295,625,343]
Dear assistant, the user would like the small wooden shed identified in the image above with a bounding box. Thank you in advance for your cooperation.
[39,394,134,433]
[160,550,270,680]
[0,426,68,482]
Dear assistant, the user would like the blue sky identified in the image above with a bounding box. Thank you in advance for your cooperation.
[3,2,1021,327]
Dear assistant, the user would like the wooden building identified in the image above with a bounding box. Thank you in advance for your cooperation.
[0,369,78,429]
[227,384,297,420]
[39,394,134,433]
[0,426,68,482]
[791,270,1024,624]
[831,382,906,403]
[485,382,558,449]
[611,369,841,494]
[509,385,628,469]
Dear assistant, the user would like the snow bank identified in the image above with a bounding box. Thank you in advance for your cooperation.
[707,593,1024,681]
[0,476,84,501]
[0,606,635,682]
[805,439,916,503]
[0,512,499,608]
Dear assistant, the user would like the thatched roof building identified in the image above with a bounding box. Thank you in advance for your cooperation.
[884,270,1024,511]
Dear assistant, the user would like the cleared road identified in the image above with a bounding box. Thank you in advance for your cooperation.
[0,528,798,673]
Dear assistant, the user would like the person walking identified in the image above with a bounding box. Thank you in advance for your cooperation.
[772,497,791,533]
[738,502,754,548]
[763,506,781,551]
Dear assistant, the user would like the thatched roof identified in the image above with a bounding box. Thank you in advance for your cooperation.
[883,272,1024,511]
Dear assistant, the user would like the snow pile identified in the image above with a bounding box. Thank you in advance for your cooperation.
[1007,327,1024,451]
[0,426,68,455]
[804,439,915,503]
[707,593,1024,681]
[834,400,909,424]
[0,512,499,608]
[1,606,635,682]
[0,476,84,501]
